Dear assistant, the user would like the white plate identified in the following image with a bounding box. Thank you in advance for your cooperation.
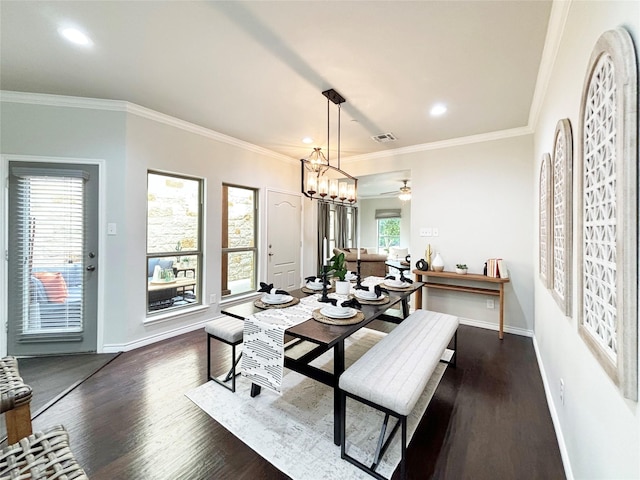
[384,281,409,288]
[345,274,357,281]
[306,282,324,290]
[262,294,293,305]
[320,306,357,319]
[354,290,379,300]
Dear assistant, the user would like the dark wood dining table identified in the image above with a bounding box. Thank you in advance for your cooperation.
[221,280,424,445]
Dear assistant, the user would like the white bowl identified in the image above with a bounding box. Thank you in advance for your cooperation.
[263,293,284,303]
[355,289,377,299]
[320,306,355,318]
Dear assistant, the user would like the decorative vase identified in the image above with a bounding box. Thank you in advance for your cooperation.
[335,280,351,295]
[432,252,445,272]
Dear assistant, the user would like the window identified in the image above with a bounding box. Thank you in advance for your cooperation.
[376,209,401,254]
[146,171,203,314]
[222,184,257,298]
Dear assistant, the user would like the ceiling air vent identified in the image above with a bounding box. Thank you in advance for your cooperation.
[371,132,397,143]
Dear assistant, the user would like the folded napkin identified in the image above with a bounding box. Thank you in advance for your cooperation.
[384,274,412,284]
[341,297,361,309]
[304,275,329,286]
[257,282,289,295]
[399,272,413,284]
[354,284,388,297]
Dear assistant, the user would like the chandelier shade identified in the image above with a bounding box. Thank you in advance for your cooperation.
[301,89,357,204]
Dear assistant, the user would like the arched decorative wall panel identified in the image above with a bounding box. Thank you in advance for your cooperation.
[577,27,637,400]
[539,153,551,287]
[550,119,573,316]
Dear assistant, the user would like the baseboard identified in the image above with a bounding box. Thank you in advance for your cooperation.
[458,317,533,337]
[103,316,223,353]
[532,336,574,480]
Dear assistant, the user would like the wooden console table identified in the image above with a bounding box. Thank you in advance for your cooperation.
[413,269,510,339]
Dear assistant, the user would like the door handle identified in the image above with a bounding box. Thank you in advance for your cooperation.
[86,265,96,271]
[268,253,274,257]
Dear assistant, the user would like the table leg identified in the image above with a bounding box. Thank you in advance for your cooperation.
[250,383,261,397]
[401,298,409,318]
[499,284,505,340]
[414,273,423,309]
[334,340,345,446]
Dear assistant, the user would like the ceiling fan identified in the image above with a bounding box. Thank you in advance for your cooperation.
[380,180,411,201]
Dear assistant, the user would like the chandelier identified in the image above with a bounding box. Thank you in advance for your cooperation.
[301,89,357,203]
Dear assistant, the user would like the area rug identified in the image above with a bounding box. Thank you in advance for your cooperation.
[186,328,448,480]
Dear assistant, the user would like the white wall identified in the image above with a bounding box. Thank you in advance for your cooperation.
[532,1,639,478]
[349,134,534,334]
[1,98,299,350]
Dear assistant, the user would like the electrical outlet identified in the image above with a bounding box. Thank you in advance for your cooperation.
[560,378,565,405]
[486,299,495,309]
[210,293,217,304]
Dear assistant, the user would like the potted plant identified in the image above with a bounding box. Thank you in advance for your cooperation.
[328,252,350,294]
[455,263,468,275]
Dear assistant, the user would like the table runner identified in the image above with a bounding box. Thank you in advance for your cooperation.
[242,277,386,394]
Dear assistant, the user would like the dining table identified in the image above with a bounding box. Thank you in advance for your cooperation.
[221,278,424,446]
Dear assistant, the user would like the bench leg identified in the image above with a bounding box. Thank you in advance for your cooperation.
[207,333,242,393]
[372,414,390,468]
[6,403,32,444]
[400,416,407,480]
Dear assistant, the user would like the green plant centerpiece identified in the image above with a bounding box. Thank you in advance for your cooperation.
[455,263,468,274]
[328,252,347,280]
[328,252,351,294]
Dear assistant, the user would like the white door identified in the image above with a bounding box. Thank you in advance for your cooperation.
[6,161,99,355]
[266,191,301,290]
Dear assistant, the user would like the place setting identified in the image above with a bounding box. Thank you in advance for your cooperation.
[254,282,300,309]
[352,284,390,305]
[301,276,333,294]
[382,273,414,291]
[312,297,364,325]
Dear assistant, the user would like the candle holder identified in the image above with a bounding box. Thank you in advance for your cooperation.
[318,266,332,304]
[356,259,362,288]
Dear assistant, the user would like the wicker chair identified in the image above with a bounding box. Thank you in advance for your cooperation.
[0,356,33,444]
[0,424,88,479]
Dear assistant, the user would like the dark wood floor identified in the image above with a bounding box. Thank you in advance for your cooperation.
[26,324,565,480]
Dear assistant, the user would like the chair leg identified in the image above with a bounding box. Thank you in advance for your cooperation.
[6,403,32,444]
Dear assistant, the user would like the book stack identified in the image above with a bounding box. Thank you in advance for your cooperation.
[486,258,508,278]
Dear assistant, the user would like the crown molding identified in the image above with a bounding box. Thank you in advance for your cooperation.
[0,90,126,111]
[527,0,573,129]
[0,90,295,164]
[344,125,534,164]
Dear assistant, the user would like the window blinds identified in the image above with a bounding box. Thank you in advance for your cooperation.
[375,209,401,219]
[12,168,86,339]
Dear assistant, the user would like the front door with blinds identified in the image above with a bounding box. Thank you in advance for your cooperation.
[7,161,99,355]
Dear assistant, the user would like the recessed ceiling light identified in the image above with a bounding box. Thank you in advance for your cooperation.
[302,137,313,144]
[59,27,93,46]
[430,104,447,116]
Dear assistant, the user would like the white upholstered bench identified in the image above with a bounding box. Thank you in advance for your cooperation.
[339,310,459,480]
[205,316,244,392]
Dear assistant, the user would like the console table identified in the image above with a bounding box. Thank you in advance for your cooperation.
[413,269,510,339]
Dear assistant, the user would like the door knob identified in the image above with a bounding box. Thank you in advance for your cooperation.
[86,265,96,271]
[268,253,274,257]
